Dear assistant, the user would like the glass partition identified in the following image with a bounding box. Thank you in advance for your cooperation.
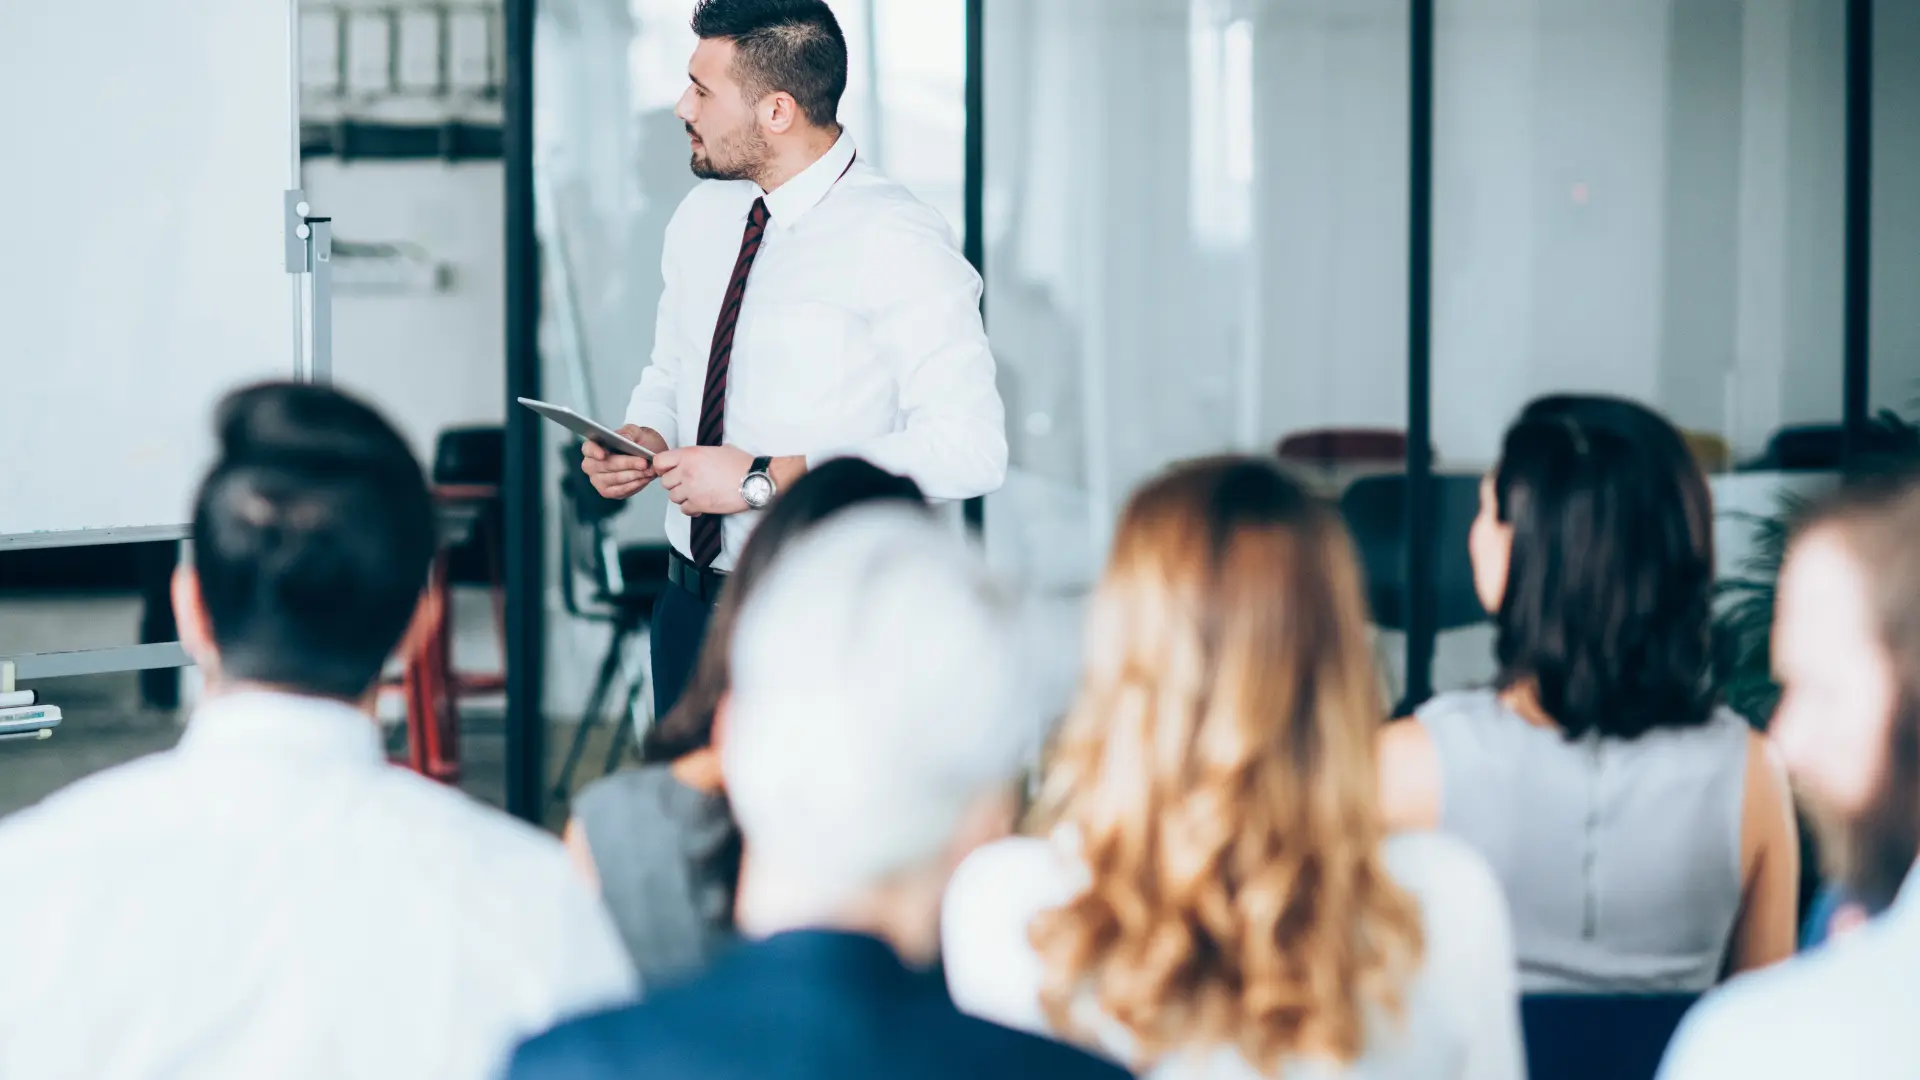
[980,0,1412,700]
[1428,0,1848,691]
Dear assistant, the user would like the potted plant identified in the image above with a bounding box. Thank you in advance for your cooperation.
[1712,410,1920,729]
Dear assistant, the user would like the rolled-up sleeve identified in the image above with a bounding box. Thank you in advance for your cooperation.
[814,214,1007,500]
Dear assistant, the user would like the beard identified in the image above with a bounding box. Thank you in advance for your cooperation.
[688,120,771,183]
[1810,698,1920,916]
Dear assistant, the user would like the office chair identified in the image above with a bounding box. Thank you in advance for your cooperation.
[1338,473,1486,713]
[1679,428,1732,474]
[1276,427,1412,467]
[552,447,672,804]
[1520,993,1699,1080]
[382,425,508,782]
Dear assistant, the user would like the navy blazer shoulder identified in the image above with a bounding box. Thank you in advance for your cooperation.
[510,929,1132,1080]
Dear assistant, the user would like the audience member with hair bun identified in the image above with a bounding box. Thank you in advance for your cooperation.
[0,383,635,1080]
[943,456,1522,1080]
[1379,394,1799,993]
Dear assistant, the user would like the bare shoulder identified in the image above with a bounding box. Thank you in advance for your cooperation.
[1739,725,1795,853]
[1377,718,1441,832]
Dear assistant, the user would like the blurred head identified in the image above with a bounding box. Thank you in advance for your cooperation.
[1032,457,1423,1072]
[643,457,926,763]
[679,0,847,183]
[174,383,434,702]
[1773,473,1920,913]
[1473,395,1715,739]
[723,506,1038,933]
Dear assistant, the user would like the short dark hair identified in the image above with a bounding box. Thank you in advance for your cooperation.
[1491,395,1716,740]
[190,383,435,700]
[691,0,847,128]
[641,456,926,763]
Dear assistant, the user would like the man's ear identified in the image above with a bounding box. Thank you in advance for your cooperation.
[762,91,799,136]
[172,564,220,679]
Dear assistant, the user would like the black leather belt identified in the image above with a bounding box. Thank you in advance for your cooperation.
[667,548,729,605]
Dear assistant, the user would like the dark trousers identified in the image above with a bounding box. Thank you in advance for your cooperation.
[650,582,715,720]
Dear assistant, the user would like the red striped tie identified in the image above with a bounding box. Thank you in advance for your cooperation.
[689,197,770,567]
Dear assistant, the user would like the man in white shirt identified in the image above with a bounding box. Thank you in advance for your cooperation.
[1658,475,1920,1080]
[0,383,636,1080]
[580,0,1007,715]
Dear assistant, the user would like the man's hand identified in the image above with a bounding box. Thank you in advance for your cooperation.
[581,426,668,500]
[653,444,754,516]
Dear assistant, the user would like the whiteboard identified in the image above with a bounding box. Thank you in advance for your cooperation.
[0,2,298,544]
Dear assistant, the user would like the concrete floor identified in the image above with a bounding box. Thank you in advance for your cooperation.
[0,674,517,823]
[0,591,639,827]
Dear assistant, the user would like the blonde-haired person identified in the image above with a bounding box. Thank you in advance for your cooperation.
[942,457,1523,1079]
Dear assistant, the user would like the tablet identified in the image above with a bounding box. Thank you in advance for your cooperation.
[517,397,656,461]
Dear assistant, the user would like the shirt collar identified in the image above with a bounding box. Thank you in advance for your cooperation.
[721,929,933,995]
[757,131,857,229]
[180,689,385,768]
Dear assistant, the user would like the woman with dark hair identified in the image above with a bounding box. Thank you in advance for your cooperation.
[563,457,926,984]
[1378,394,1799,992]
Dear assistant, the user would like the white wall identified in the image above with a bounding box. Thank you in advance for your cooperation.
[303,160,507,461]
[1429,0,1846,465]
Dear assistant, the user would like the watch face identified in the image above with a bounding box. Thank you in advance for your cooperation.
[744,473,774,508]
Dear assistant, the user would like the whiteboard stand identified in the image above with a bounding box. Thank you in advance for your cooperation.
[286,191,335,383]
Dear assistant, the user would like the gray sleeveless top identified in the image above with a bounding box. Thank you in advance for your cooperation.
[1414,689,1750,993]
[573,764,736,987]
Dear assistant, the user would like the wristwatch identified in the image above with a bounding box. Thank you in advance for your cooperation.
[741,455,777,509]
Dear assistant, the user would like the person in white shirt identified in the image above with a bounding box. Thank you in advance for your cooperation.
[1658,474,1920,1080]
[579,0,1007,717]
[0,383,636,1080]
[942,457,1524,1080]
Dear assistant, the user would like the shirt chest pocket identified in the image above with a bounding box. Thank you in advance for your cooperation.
[734,300,868,418]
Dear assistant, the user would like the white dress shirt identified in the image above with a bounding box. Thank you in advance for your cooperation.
[943,832,1524,1080]
[625,132,1007,569]
[1656,864,1920,1080]
[0,691,637,1080]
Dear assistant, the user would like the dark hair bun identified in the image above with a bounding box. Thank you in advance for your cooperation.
[214,382,417,475]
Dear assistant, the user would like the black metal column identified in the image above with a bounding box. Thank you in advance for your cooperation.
[963,0,987,535]
[1404,0,1438,710]
[503,0,545,822]
[1842,0,1873,461]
